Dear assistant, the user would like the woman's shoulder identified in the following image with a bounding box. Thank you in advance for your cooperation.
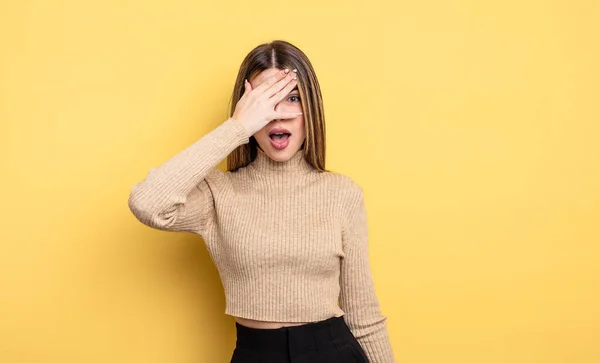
[317,170,364,197]
[204,168,227,181]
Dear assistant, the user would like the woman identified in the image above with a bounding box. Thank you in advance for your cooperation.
[128,40,396,363]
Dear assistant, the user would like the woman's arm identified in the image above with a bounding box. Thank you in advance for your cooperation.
[340,186,396,363]
[128,118,250,236]
[128,69,299,236]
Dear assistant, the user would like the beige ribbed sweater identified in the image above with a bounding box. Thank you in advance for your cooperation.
[128,118,396,362]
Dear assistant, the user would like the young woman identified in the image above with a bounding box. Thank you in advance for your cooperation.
[128,40,396,363]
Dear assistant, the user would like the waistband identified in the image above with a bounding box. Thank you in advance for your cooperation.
[234,315,352,354]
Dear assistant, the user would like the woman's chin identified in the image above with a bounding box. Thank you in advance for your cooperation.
[262,144,301,162]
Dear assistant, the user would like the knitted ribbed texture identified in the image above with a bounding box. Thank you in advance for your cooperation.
[128,118,396,362]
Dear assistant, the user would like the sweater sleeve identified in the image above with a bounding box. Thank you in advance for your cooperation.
[127,118,250,236]
[340,187,396,363]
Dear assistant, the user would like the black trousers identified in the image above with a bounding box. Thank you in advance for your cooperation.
[230,315,370,363]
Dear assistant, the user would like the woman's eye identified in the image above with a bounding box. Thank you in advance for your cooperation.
[288,95,301,102]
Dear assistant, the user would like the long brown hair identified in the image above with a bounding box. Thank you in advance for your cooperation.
[226,40,327,172]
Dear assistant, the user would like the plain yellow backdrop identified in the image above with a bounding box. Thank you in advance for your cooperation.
[1,1,599,362]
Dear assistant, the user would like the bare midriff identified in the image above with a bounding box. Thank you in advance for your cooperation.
[235,316,310,329]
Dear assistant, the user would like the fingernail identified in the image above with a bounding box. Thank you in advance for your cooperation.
[284,68,290,73]
[292,69,297,73]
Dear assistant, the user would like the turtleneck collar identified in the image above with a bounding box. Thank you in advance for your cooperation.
[250,147,314,174]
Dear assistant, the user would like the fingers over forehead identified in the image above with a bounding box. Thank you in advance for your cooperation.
[249,68,283,87]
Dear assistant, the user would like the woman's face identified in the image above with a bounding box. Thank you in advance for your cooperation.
[249,68,306,162]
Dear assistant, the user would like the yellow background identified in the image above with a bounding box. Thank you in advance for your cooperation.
[1,0,599,362]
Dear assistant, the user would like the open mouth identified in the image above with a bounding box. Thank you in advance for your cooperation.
[269,133,291,142]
